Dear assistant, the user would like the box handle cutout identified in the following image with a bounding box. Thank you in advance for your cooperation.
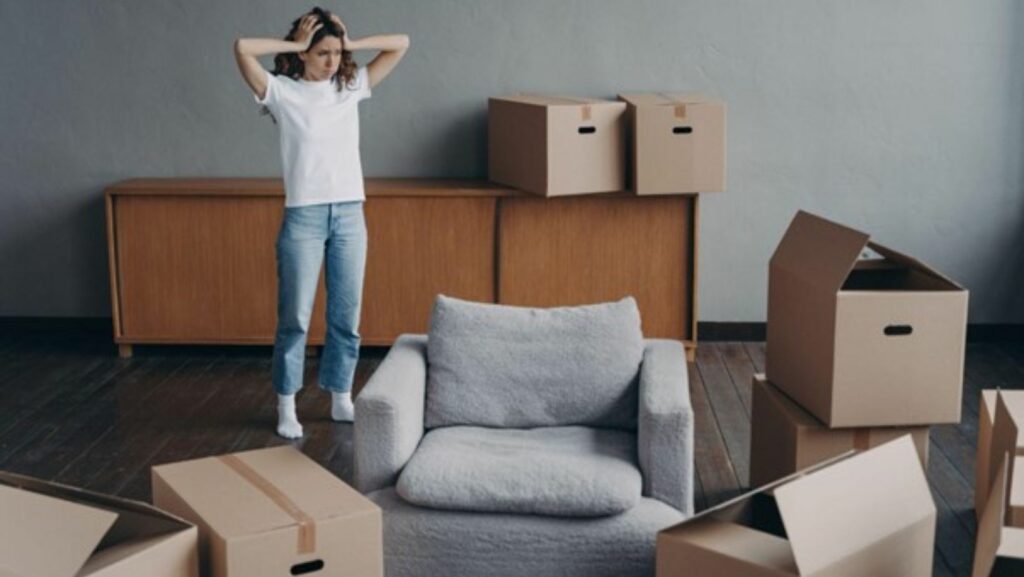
[884,325,913,336]
[673,126,693,134]
[291,560,325,575]
[578,126,596,134]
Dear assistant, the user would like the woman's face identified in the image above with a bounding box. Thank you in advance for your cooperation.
[299,36,343,80]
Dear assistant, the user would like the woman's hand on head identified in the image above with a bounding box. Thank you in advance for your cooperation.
[330,13,350,44]
[293,14,323,51]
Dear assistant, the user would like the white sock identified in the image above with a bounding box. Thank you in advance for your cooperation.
[276,394,303,439]
[331,391,354,422]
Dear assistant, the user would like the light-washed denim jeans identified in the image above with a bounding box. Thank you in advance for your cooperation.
[272,201,367,396]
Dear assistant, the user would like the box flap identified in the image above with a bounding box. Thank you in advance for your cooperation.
[662,450,858,532]
[974,456,1010,577]
[0,482,117,577]
[618,92,719,106]
[774,436,934,575]
[493,93,610,107]
[864,241,965,290]
[991,392,1022,521]
[770,211,870,293]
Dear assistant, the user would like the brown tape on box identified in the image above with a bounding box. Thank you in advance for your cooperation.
[219,454,317,554]
[656,93,688,119]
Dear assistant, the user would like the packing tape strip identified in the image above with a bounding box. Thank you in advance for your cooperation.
[656,92,688,119]
[852,430,871,451]
[219,454,316,554]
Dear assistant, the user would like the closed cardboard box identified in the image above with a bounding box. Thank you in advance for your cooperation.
[658,436,935,577]
[618,93,725,194]
[749,374,929,488]
[974,456,1024,577]
[0,470,197,577]
[765,210,968,427]
[976,390,1024,528]
[152,446,382,577]
[488,94,625,196]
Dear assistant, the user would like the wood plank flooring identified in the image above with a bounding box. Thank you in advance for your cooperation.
[0,328,1012,576]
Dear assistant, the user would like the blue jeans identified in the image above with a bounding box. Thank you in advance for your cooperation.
[272,201,368,396]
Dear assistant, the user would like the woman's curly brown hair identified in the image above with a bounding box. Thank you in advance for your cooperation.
[260,6,359,123]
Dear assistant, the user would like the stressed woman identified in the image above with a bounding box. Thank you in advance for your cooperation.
[234,7,409,438]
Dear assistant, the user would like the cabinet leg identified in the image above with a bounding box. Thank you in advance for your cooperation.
[118,344,134,359]
[685,344,696,363]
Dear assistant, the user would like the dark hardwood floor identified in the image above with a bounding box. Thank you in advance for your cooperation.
[0,328,1014,577]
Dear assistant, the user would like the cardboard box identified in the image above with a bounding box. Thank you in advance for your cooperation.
[977,391,1024,521]
[749,373,930,487]
[488,94,626,196]
[658,436,935,577]
[765,210,968,427]
[152,446,382,577]
[973,456,1024,576]
[976,390,1024,527]
[618,92,726,195]
[0,470,197,577]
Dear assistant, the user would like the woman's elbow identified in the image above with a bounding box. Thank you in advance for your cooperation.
[399,35,411,50]
[233,38,248,55]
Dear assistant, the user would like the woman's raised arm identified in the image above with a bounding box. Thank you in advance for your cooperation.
[234,15,322,99]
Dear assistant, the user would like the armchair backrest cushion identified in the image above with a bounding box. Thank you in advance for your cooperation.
[425,295,644,429]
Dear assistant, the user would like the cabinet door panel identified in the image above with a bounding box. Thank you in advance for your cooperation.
[361,197,496,343]
[498,195,694,340]
[115,195,328,342]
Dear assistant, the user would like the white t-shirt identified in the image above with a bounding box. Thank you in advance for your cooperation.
[255,67,372,207]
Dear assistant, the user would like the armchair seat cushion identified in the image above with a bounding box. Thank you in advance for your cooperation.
[396,426,642,517]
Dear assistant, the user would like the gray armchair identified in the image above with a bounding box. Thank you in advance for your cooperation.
[354,297,694,577]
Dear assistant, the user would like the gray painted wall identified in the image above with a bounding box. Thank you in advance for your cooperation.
[1,1,1022,323]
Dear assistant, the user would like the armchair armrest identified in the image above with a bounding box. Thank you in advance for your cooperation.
[637,339,695,516]
[354,334,428,494]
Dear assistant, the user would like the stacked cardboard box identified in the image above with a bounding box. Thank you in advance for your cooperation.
[749,373,930,487]
[659,210,967,575]
[973,390,1024,575]
[749,210,968,486]
[488,92,725,196]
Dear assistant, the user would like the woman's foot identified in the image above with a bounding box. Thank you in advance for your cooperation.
[331,390,354,422]
[276,394,304,438]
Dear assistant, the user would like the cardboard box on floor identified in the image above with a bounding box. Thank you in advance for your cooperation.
[749,373,930,487]
[657,436,935,577]
[152,446,382,577]
[617,93,726,195]
[765,210,968,428]
[488,94,626,196]
[976,390,1024,527]
[973,456,1024,576]
[0,470,197,577]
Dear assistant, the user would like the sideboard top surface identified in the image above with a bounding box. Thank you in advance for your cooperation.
[105,178,695,200]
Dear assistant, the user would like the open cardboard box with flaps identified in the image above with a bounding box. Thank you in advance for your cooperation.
[766,210,968,428]
[658,436,935,577]
[0,470,197,577]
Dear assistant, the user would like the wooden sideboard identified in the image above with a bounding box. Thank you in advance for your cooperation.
[105,179,699,359]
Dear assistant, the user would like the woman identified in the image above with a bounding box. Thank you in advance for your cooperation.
[234,7,409,438]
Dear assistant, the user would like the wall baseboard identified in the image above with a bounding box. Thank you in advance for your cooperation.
[2,317,1023,344]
